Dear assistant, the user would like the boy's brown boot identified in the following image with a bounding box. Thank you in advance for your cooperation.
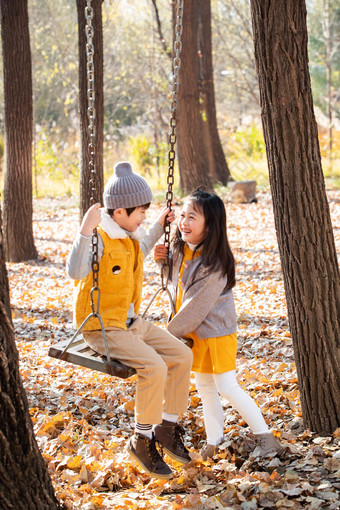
[253,432,284,457]
[126,433,173,479]
[154,420,191,464]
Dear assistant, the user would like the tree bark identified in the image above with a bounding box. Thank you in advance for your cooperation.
[176,0,212,192]
[250,0,340,434]
[0,206,11,322]
[77,0,104,220]
[0,229,60,508]
[0,0,38,262]
[198,0,231,184]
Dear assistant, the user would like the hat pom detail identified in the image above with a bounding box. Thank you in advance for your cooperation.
[114,161,133,177]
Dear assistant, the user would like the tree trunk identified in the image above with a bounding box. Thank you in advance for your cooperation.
[324,0,333,170]
[0,0,38,262]
[0,206,11,322]
[176,0,212,193]
[0,231,60,509]
[77,0,104,219]
[198,0,231,185]
[250,0,340,434]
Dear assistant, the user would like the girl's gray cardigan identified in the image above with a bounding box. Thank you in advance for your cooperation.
[167,250,237,340]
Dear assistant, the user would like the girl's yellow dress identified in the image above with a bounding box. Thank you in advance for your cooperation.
[175,244,237,374]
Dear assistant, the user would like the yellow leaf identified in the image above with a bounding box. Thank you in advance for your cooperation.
[270,470,281,481]
[67,456,82,470]
[333,428,340,438]
[124,400,135,412]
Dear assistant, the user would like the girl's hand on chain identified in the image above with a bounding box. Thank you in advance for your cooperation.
[154,244,168,262]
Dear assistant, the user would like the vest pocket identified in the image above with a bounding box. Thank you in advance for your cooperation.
[105,252,129,287]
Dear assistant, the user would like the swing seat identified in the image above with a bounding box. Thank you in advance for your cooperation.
[48,337,136,379]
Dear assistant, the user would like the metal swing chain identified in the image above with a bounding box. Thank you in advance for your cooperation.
[83,1,112,365]
[83,0,182,331]
[59,0,110,363]
[85,1,100,312]
[162,0,184,288]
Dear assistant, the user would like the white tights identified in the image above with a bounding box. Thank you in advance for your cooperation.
[195,370,269,445]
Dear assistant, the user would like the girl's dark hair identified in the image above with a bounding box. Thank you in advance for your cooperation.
[172,188,236,289]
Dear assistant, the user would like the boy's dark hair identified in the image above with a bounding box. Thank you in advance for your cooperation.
[106,202,151,217]
[172,188,236,289]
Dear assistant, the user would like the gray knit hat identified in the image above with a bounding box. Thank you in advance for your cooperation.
[103,161,153,209]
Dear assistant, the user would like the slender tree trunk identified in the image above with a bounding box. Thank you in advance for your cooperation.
[0,206,11,322]
[324,0,333,170]
[0,227,60,508]
[151,0,172,58]
[0,0,37,262]
[198,0,231,184]
[77,0,104,219]
[176,0,212,192]
[250,0,340,434]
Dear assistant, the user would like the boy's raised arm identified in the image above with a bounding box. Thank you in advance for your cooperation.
[140,207,175,257]
[80,203,101,236]
[66,203,104,280]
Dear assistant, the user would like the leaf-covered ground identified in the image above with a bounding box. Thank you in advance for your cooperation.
[8,190,340,510]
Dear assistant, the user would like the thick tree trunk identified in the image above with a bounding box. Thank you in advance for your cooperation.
[0,0,38,262]
[0,230,60,508]
[198,0,231,185]
[250,0,340,434]
[176,0,212,193]
[77,0,104,219]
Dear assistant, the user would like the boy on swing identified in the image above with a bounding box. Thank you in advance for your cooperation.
[67,162,193,479]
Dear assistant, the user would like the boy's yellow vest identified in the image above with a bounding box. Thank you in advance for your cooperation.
[74,225,144,331]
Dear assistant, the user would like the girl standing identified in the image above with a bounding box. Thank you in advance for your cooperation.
[155,188,283,460]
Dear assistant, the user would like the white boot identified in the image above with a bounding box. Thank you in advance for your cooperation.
[200,438,223,461]
[201,443,218,461]
[253,432,284,457]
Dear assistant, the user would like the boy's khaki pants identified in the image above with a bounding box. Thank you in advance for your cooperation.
[83,317,193,425]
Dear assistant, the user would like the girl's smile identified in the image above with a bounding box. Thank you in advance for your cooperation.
[178,202,207,245]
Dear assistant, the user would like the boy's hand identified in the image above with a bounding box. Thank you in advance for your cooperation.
[157,207,175,228]
[154,244,168,262]
[80,203,102,237]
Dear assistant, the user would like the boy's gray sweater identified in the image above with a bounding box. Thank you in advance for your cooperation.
[66,212,164,281]
[66,211,164,320]
[167,251,237,340]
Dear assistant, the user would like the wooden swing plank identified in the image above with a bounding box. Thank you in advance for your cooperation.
[48,337,136,379]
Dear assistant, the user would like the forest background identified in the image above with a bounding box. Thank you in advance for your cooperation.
[0,0,339,196]
[0,1,340,507]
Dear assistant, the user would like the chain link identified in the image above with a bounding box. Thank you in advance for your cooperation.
[85,1,100,308]
[85,0,183,296]
[162,0,183,286]
[85,1,96,205]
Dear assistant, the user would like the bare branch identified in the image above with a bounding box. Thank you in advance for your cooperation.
[150,0,172,59]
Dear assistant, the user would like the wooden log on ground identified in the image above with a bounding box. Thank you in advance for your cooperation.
[229,180,257,203]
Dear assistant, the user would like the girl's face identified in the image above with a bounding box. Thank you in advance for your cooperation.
[178,202,207,245]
